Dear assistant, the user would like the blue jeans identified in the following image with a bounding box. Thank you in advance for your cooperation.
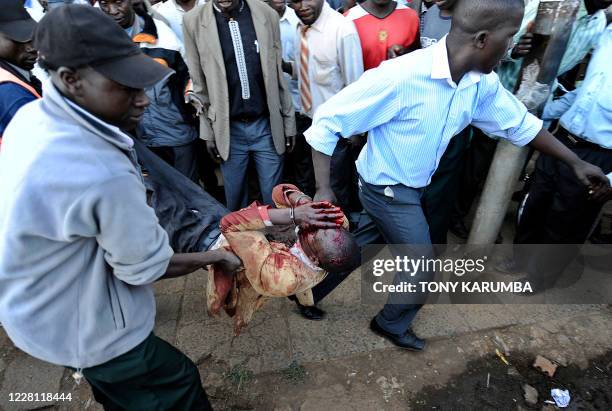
[220,118,284,211]
[358,178,433,335]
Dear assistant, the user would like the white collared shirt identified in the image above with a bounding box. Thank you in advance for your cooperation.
[279,6,301,112]
[153,0,206,44]
[294,2,364,118]
[305,36,543,188]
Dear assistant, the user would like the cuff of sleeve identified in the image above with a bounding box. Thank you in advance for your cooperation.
[257,205,273,226]
[304,126,338,156]
[511,113,543,146]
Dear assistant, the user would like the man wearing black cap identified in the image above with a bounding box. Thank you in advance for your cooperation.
[0,0,42,143]
[0,5,241,410]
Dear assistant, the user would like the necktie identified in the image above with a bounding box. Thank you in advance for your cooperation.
[228,18,250,100]
[299,25,312,114]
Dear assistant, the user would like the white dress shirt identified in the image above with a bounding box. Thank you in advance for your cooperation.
[305,36,543,188]
[293,2,364,118]
[543,25,612,149]
[153,0,206,44]
[280,6,301,112]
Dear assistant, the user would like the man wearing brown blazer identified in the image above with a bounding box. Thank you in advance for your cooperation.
[183,0,296,211]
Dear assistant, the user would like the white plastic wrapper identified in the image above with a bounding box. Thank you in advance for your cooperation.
[551,388,571,408]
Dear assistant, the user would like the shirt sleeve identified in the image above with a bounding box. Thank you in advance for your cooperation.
[220,203,315,297]
[338,21,364,86]
[70,175,174,286]
[542,89,578,121]
[220,202,273,234]
[471,73,543,146]
[305,65,400,155]
[0,83,37,135]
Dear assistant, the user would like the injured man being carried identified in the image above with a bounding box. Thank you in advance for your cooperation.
[135,140,360,335]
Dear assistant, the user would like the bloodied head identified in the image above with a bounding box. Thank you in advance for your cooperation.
[298,227,360,274]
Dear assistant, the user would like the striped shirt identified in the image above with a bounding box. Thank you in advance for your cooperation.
[293,2,363,118]
[305,36,543,188]
[497,1,607,92]
[543,25,612,149]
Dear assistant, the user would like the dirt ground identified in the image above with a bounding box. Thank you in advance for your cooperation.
[190,308,612,411]
[411,350,612,410]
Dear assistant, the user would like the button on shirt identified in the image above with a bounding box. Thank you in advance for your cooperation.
[305,36,543,188]
[153,0,206,44]
[543,25,612,149]
[294,2,363,117]
[214,1,268,120]
[280,6,301,112]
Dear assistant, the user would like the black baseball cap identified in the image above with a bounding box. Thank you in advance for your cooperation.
[0,0,37,43]
[34,5,172,89]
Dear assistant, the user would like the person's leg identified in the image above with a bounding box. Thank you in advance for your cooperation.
[290,114,316,197]
[250,118,284,206]
[171,142,199,183]
[220,122,251,211]
[148,146,175,168]
[358,179,433,336]
[528,146,612,286]
[82,333,211,411]
[514,154,557,245]
[195,139,223,200]
[422,130,470,244]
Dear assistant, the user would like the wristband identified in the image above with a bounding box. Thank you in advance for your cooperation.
[289,207,297,226]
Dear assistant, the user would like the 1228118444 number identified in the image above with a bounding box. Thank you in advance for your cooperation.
[9,392,72,402]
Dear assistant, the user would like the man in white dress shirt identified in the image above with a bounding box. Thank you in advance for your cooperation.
[305,0,611,351]
[153,0,205,43]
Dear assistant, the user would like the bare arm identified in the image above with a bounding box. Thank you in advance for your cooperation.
[160,250,241,280]
[311,149,337,203]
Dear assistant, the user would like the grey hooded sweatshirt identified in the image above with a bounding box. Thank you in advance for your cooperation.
[0,79,174,369]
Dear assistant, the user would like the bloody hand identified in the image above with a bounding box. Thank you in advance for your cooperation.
[294,201,345,229]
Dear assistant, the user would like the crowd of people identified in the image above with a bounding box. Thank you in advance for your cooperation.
[0,0,610,409]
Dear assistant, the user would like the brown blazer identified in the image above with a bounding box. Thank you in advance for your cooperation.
[183,0,296,161]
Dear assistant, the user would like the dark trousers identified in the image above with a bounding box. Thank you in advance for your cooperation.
[422,129,471,244]
[514,128,612,284]
[284,113,316,197]
[195,139,223,200]
[453,127,498,223]
[330,137,364,214]
[82,333,211,411]
[220,117,284,211]
[358,178,433,335]
[149,142,199,183]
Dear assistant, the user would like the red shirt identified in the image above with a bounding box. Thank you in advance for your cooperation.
[346,3,419,71]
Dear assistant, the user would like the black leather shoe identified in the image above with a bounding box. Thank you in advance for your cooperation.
[449,219,469,240]
[369,318,425,351]
[296,303,326,321]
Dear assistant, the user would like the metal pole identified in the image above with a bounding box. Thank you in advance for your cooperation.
[467,0,580,245]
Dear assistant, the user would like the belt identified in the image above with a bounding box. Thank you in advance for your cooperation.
[555,127,605,151]
[232,116,259,124]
